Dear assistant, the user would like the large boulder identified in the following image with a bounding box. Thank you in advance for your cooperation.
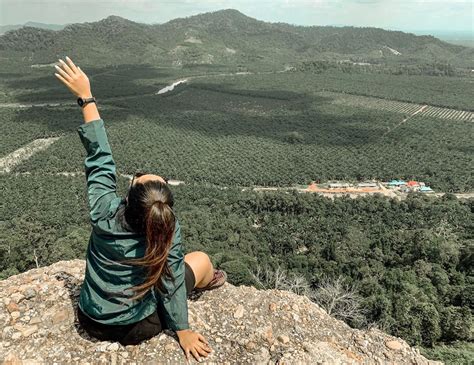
[0,260,441,364]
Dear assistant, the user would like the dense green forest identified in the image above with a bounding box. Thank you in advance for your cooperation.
[5,72,472,192]
[296,59,467,77]
[1,174,472,360]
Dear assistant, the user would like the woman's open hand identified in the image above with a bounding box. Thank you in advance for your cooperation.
[54,56,92,98]
[176,329,212,362]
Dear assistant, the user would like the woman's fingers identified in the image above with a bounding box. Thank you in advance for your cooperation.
[54,57,91,97]
[54,64,73,82]
[196,339,212,352]
[58,58,75,78]
[184,348,191,363]
[196,342,212,355]
[54,72,71,87]
[65,56,79,74]
[198,333,209,345]
[190,347,201,362]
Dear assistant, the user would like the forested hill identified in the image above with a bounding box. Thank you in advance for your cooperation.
[0,9,471,70]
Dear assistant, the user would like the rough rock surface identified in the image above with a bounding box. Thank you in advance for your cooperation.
[1,260,442,364]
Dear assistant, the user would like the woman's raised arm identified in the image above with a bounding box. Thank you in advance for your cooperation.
[55,57,118,224]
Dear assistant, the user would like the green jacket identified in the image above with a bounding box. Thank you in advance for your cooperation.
[76,118,189,331]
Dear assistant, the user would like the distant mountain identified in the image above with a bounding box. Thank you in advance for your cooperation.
[0,9,471,70]
[0,21,66,35]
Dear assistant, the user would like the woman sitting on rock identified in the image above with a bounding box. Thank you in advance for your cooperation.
[54,56,227,362]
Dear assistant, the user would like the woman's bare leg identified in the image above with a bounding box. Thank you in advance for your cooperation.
[184,251,214,288]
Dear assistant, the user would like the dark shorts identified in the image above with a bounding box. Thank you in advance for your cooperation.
[77,262,196,346]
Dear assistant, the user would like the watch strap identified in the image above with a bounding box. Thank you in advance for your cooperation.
[77,96,97,107]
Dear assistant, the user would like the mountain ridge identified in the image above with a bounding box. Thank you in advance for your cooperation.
[0,8,470,70]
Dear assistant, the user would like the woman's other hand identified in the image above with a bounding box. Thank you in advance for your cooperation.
[176,329,212,362]
[54,56,92,98]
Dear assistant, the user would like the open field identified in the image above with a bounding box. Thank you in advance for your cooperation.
[319,91,473,122]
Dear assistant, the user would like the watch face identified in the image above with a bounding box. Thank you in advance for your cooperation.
[77,98,84,106]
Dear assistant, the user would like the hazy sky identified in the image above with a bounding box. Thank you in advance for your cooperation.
[0,0,472,33]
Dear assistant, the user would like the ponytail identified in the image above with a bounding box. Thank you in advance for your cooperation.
[117,179,176,301]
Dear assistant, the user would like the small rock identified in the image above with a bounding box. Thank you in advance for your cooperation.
[11,293,25,303]
[29,316,42,325]
[386,340,403,351]
[110,353,117,365]
[2,326,14,337]
[157,333,167,341]
[6,302,19,313]
[165,343,175,351]
[12,331,22,340]
[234,305,244,319]
[3,352,21,364]
[52,309,69,324]
[215,337,222,343]
[13,323,25,331]
[23,288,37,299]
[96,343,109,352]
[107,343,120,351]
[120,352,129,359]
[278,335,290,344]
[356,338,369,348]
[21,325,38,337]
[245,341,257,351]
[254,347,270,363]
[269,303,277,312]
[302,342,314,353]
[262,326,273,345]
[10,311,21,319]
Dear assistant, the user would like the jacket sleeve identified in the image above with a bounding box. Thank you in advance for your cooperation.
[155,219,190,331]
[77,118,118,224]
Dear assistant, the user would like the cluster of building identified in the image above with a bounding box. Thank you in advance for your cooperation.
[385,179,434,193]
[322,179,435,194]
[327,181,378,189]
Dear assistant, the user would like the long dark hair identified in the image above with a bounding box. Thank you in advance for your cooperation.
[116,176,176,301]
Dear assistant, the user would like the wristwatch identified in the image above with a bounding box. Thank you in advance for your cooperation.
[77,96,97,107]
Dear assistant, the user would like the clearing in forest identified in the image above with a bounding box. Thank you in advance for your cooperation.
[319,91,473,122]
[0,137,61,173]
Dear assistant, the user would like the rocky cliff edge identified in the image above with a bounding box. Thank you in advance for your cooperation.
[0,260,441,364]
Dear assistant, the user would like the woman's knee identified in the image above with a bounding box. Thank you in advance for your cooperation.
[184,251,213,283]
[185,251,211,267]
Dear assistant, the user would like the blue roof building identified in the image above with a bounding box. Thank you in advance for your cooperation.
[387,179,407,186]
[419,186,434,193]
